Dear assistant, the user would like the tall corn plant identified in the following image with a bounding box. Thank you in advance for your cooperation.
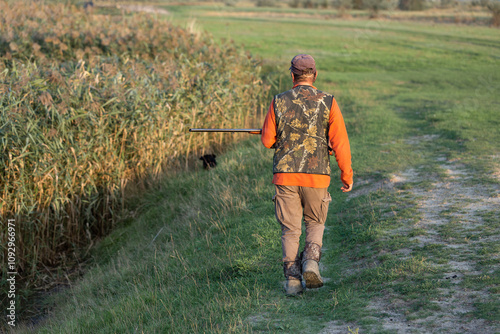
[0,0,268,292]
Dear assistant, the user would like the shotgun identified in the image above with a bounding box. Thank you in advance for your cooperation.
[189,128,262,134]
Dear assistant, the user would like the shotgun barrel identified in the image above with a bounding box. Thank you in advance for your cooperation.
[189,128,262,134]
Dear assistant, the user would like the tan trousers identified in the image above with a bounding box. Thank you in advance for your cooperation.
[273,185,332,263]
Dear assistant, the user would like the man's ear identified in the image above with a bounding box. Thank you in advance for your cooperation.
[314,71,318,82]
[291,72,295,83]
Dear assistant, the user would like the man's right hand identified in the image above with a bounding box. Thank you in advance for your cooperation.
[341,182,353,193]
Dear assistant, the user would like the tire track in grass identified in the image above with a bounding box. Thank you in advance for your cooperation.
[321,133,499,333]
[367,143,499,332]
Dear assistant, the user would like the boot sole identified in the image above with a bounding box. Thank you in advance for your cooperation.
[303,271,323,289]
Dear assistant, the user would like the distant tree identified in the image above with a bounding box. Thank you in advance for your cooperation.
[363,0,398,17]
[332,0,353,16]
[399,0,426,10]
[352,0,364,9]
[286,0,331,9]
[305,0,315,8]
[440,0,457,7]
[256,0,278,6]
[484,0,500,26]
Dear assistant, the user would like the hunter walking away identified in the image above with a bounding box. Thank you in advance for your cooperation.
[261,54,353,295]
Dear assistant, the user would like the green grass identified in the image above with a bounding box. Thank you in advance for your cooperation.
[11,4,500,334]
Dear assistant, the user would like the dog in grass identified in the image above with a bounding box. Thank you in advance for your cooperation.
[200,154,217,170]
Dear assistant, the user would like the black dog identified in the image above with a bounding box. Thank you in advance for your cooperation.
[200,154,217,170]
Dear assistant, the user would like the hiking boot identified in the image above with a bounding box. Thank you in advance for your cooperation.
[283,260,302,295]
[283,260,301,280]
[285,278,303,296]
[302,260,323,288]
[301,242,323,289]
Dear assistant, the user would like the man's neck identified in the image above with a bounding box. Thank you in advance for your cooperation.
[293,81,314,87]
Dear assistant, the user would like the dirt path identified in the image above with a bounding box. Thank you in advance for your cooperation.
[322,138,500,333]
[375,167,496,333]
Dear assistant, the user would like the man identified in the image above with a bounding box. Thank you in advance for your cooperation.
[261,54,353,295]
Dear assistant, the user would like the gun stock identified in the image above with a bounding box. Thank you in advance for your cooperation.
[189,128,262,135]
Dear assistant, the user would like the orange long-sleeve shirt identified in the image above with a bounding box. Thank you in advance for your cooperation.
[261,84,353,188]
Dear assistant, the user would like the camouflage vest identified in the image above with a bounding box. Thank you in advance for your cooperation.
[273,85,333,175]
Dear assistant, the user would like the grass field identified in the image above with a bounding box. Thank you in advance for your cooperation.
[10,3,500,333]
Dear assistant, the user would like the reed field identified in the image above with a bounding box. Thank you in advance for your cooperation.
[3,1,500,333]
[0,0,268,300]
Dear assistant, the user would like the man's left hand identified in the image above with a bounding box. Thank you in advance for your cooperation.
[341,182,353,193]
